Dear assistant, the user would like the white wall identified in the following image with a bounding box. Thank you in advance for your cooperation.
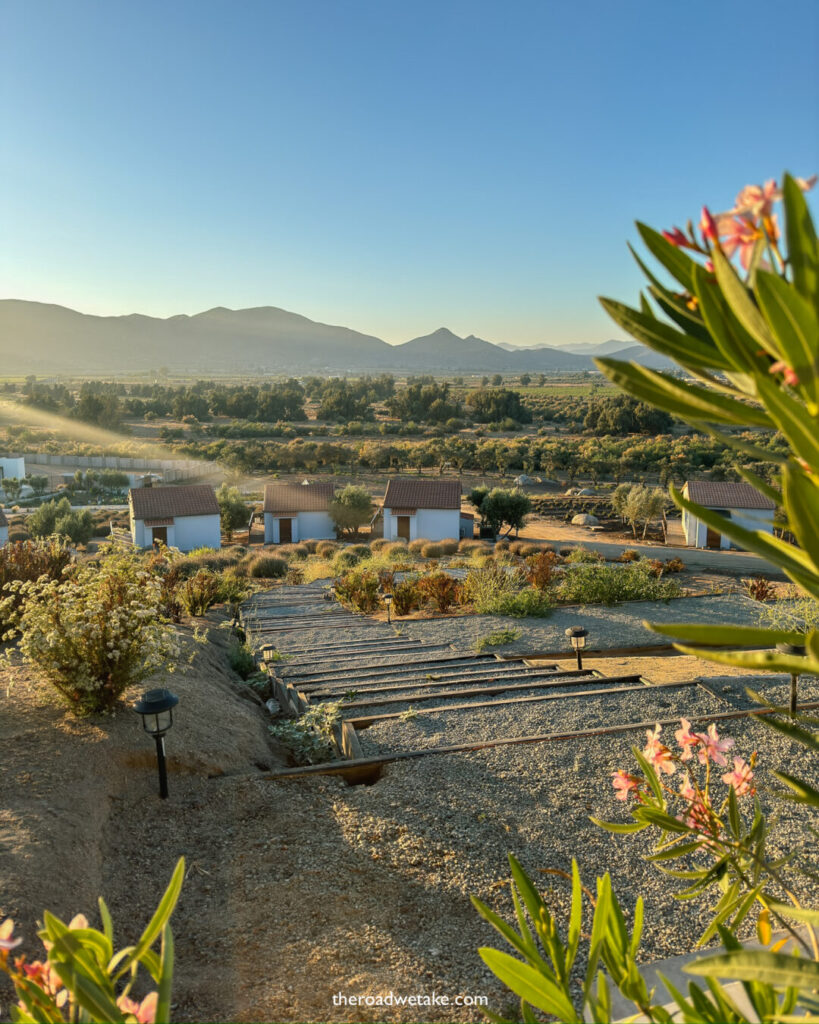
[0,524,8,548]
[383,508,459,542]
[264,511,336,544]
[132,513,221,552]
[683,506,774,549]
[0,457,25,480]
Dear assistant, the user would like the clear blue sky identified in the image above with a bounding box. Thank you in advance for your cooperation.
[2,0,817,346]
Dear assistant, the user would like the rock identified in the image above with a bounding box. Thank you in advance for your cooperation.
[571,513,599,526]
[514,474,534,486]
[577,487,597,495]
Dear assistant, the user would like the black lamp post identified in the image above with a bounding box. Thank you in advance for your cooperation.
[565,626,589,671]
[383,592,393,624]
[133,688,178,799]
[260,642,278,668]
[776,642,806,715]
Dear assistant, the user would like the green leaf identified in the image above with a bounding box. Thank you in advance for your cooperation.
[508,854,546,932]
[98,898,114,947]
[692,261,761,368]
[155,925,175,1024]
[565,860,582,973]
[645,622,805,648]
[773,771,819,808]
[686,950,819,990]
[711,245,778,357]
[636,222,697,292]
[673,644,819,677]
[471,896,551,972]
[782,463,819,572]
[755,269,819,401]
[696,423,788,465]
[783,172,819,302]
[114,857,185,979]
[478,949,579,1022]
[632,746,663,802]
[49,963,124,1023]
[599,297,731,369]
[595,358,772,427]
[589,817,648,834]
[646,840,705,862]
[766,900,819,926]
[633,807,691,833]
[649,285,715,344]
[755,374,819,472]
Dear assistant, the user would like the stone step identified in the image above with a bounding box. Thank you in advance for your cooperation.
[305,665,583,699]
[280,652,511,682]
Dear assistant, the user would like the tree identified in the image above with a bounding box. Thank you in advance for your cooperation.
[519,373,531,386]
[491,374,503,386]
[328,485,373,538]
[28,497,71,538]
[1,477,22,500]
[466,388,532,424]
[216,483,249,541]
[54,507,95,545]
[470,487,531,537]
[24,475,49,496]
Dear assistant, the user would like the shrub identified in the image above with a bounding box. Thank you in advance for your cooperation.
[559,546,576,557]
[645,557,666,577]
[420,542,445,559]
[302,539,319,554]
[494,539,510,553]
[332,548,362,572]
[1,546,183,714]
[249,554,288,578]
[286,566,305,585]
[565,545,604,564]
[315,540,338,557]
[665,556,686,573]
[218,567,249,611]
[408,538,429,554]
[178,569,222,616]
[476,627,521,651]
[0,538,72,629]
[525,550,557,591]
[438,538,459,555]
[347,543,369,557]
[27,496,71,538]
[391,576,421,615]
[369,537,391,552]
[555,562,681,606]
[417,571,461,612]
[228,638,257,679]
[277,542,309,560]
[619,548,641,562]
[178,547,242,577]
[508,540,527,555]
[489,587,554,618]
[334,568,380,613]
[7,529,29,542]
[745,574,774,601]
[462,563,525,614]
[458,538,488,553]
[269,700,342,765]
[384,540,410,561]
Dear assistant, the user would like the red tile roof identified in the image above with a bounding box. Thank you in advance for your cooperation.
[264,481,335,514]
[130,484,220,519]
[383,478,461,511]
[685,481,775,510]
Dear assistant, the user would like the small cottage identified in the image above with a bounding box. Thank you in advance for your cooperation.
[129,484,221,552]
[0,456,25,481]
[263,481,336,544]
[681,481,775,549]
[380,478,462,542]
[0,507,8,548]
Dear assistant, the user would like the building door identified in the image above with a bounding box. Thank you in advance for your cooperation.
[397,516,410,540]
[152,526,168,547]
[705,525,721,548]
[279,518,292,544]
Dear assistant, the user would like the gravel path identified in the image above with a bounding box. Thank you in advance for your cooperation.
[357,682,726,754]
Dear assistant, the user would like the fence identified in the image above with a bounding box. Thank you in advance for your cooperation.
[21,452,221,481]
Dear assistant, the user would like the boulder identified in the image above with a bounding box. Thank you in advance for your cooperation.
[571,513,599,526]
[515,474,535,486]
[578,487,597,495]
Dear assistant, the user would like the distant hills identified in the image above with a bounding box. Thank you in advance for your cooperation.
[0,299,672,375]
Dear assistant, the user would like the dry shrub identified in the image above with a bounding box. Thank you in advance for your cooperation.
[517,543,543,557]
[334,568,380,613]
[525,550,557,591]
[665,556,686,573]
[369,538,391,552]
[278,542,310,560]
[458,538,488,554]
[494,539,510,553]
[286,566,305,585]
[438,538,459,555]
[408,538,429,554]
[8,529,30,543]
[745,575,774,601]
[391,576,421,615]
[179,547,242,577]
[619,548,641,563]
[645,558,665,578]
[417,571,461,612]
[249,554,288,578]
[508,540,527,555]
[384,540,410,560]
[179,569,222,616]
[0,538,73,628]
[315,540,338,557]
[420,542,444,559]
[302,539,319,554]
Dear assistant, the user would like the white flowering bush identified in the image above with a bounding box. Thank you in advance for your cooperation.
[1,545,183,715]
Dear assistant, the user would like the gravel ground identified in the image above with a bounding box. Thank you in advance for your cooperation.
[701,673,819,710]
[356,681,725,754]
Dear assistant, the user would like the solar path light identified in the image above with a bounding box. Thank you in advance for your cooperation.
[565,626,589,672]
[133,688,179,799]
[383,591,393,624]
[260,643,278,667]
[776,642,807,716]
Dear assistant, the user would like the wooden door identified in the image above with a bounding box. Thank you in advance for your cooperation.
[152,526,168,547]
[706,525,721,549]
[397,516,410,540]
[279,518,292,543]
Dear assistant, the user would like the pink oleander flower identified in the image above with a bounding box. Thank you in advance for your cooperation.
[722,756,755,796]
[716,214,763,270]
[696,723,734,767]
[675,717,700,761]
[612,769,641,801]
[769,360,800,387]
[731,175,817,218]
[117,991,158,1024]
[700,206,718,242]
[0,919,22,952]
[662,226,689,248]
[644,724,676,775]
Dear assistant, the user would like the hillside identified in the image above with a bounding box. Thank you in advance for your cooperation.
[0,299,672,375]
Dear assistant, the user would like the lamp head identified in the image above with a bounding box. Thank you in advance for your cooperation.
[133,688,178,737]
[260,643,278,664]
[565,626,589,650]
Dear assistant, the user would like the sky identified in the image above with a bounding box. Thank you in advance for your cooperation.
[2,0,818,348]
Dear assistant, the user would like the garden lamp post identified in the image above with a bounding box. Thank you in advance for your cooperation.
[383,592,393,624]
[565,626,589,671]
[260,642,278,668]
[776,642,806,716]
[133,688,179,799]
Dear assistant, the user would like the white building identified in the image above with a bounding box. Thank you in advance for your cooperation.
[129,484,221,552]
[264,481,336,544]
[0,507,8,548]
[379,478,462,542]
[681,481,776,549]
[0,456,25,481]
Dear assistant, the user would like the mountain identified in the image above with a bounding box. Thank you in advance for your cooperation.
[0,299,673,374]
[556,340,635,356]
